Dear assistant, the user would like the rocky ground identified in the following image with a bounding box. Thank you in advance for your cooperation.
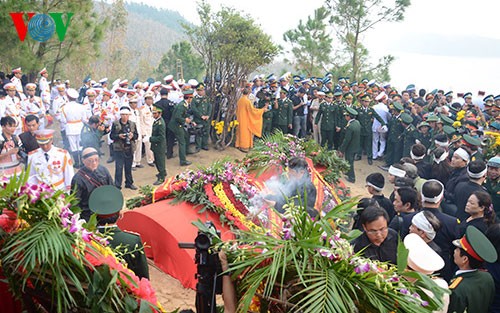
[93,140,392,311]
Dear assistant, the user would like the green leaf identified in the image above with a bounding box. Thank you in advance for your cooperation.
[397,236,409,274]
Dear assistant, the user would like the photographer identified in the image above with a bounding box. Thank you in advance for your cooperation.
[110,106,138,190]
[19,114,40,154]
[81,115,109,156]
[0,116,24,178]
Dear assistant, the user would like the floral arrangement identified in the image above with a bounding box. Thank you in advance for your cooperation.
[211,119,239,135]
[243,130,350,186]
[484,130,500,159]
[220,200,448,313]
[0,171,163,313]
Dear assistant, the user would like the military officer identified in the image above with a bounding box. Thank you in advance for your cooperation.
[400,113,416,157]
[485,156,500,217]
[339,107,361,183]
[150,106,166,185]
[448,226,497,313]
[3,83,23,135]
[168,89,194,166]
[415,121,432,150]
[22,83,47,130]
[60,88,86,168]
[382,102,405,169]
[191,83,212,150]
[39,68,51,110]
[333,91,346,149]
[257,91,274,136]
[27,129,74,191]
[89,185,150,279]
[356,94,385,165]
[273,89,293,134]
[140,92,155,166]
[10,67,25,100]
[314,91,336,150]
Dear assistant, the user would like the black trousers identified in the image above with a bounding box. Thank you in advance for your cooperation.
[166,128,175,157]
[114,150,134,187]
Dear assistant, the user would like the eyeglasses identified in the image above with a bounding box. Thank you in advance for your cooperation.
[366,227,388,235]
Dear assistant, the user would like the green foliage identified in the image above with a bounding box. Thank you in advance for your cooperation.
[125,2,192,33]
[154,41,204,81]
[325,0,410,81]
[126,185,154,210]
[221,199,447,313]
[283,7,333,76]
[185,1,279,150]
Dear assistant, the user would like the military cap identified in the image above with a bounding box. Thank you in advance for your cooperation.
[128,95,138,103]
[196,83,205,91]
[323,77,332,84]
[183,89,194,96]
[453,226,497,263]
[26,83,37,91]
[131,78,139,87]
[444,91,453,97]
[464,120,479,130]
[344,92,353,99]
[133,81,143,89]
[392,101,404,111]
[301,79,311,85]
[449,102,462,112]
[3,83,16,91]
[439,114,454,126]
[443,125,456,137]
[333,90,343,97]
[83,75,91,83]
[350,81,358,87]
[417,121,430,129]
[146,77,155,84]
[382,82,391,88]
[39,68,47,75]
[99,78,108,84]
[462,134,481,147]
[325,91,334,98]
[425,93,434,101]
[487,156,500,168]
[325,72,333,78]
[102,90,112,97]
[400,113,413,124]
[483,94,494,103]
[338,77,346,82]
[345,106,358,116]
[426,114,439,122]
[494,95,500,101]
[152,106,162,113]
[463,92,472,99]
[490,121,500,131]
[177,79,185,86]
[279,88,288,94]
[34,129,55,144]
[367,79,376,87]
[360,94,371,101]
[317,91,325,96]
[404,233,444,275]
[361,78,369,84]
[292,75,301,82]
[67,88,79,99]
[450,134,462,143]
[86,89,96,96]
[406,84,416,92]
[12,67,22,74]
[187,79,199,88]
[89,185,124,215]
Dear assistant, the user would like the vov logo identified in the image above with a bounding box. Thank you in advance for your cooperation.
[10,12,73,42]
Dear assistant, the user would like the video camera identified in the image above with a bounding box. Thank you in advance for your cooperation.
[186,123,204,136]
[178,222,222,313]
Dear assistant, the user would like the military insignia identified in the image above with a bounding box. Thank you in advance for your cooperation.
[448,276,463,289]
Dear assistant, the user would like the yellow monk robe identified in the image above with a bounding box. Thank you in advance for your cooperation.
[235,95,265,150]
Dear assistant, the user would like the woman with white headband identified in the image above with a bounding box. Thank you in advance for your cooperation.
[429,147,452,185]
[453,160,488,222]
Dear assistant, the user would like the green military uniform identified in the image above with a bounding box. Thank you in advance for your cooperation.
[415,122,432,150]
[448,226,498,313]
[385,103,405,166]
[191,86,212,150]
[150,107,166,183]
[168,97,191,165]
[356,95,385,163]
[257,98,273,136]
[273,94,293,134]
[89,185,150,279]
[334,98,346,149]
[315,96,336,150]
[400,113,416,157]
[339,107,361,182]
[485,157,500,216]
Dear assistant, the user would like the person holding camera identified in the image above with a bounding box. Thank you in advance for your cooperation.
[80,115,109,156]
[191,83,212,151]
[19,114,40,154]
[0,116,24,179]
[110,106,138,190]
[168,89,195,166]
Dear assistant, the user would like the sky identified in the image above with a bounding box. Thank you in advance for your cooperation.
[137,0,500,95]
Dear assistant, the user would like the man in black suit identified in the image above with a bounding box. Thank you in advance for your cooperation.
[19,114,40,154]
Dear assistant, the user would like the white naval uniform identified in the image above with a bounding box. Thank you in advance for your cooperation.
[4,95,23,135]
[22,96,47,129]
[11,76,26,100]
[28,146,74,191]
[129,107,143,165]
[60,100,85,152]
[39,76,51,109]
[139,104,154,164]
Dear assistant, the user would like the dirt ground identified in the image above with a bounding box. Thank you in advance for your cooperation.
[94,141,392,311]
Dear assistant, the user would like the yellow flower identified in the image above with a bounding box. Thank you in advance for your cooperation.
[213,183,260,231]
[452,121,461,128]
[456,110,466,121]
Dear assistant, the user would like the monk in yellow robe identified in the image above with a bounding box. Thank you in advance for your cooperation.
[235,88,266,152]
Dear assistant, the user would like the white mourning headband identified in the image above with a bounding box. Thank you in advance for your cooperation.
[454,147,470,163]
[467,168,487,179]
[388,165,406,178]
[434,151,449,165]
[410,150,425,160]
[412,212,436,241]
[421,179,444,203]
[434,139,449,147]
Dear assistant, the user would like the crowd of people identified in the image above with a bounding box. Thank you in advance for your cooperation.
[1,66,500,313]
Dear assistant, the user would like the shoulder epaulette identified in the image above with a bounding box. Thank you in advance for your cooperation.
[449,276,463,289]
[123,229,141,236]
